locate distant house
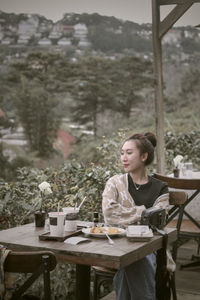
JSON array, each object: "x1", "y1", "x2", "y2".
[
  {"x1": 74, "y1": 23, "x2": 88, "y2": 39},
  {"x1": 163, "y1": 29, "x2": 182, "y2": 44},
  {"x1": 17, "y1": 34, "x2": 30, "y2": 44},
  {"x1": 62, "y1": 25, "x2": 74, "y2": 35},
  {"x1": 1, "y1": 38, "x2": 11, "y2": 45},
  {"x1": 184, "y1": 30, "x2": 194, "y2": 39},
  {"x1": 18, "y1": 16, "x2": 39, "y2": 35},
  {"x1": 57, "y1": 37, "x2": 72, "y2": 46},
  {"x1": 78, "y1": 38, "x2": 91, "y2": 48},
  {"x1": 74, "y1": 23, "x2": 91, "y2": 48},
  {"x1": 38, "y1": 38, "x2": 52, "y2": 46},
  {"x1": 49, "y1": 23, "x2": 62, "y2": 39},
  {"x1": 54, "y1": 129, "x2": 76, "y2": 158}
]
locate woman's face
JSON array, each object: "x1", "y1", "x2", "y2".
[{"x1": 120, "y1": 140, "x2": 147, "y2": 173}]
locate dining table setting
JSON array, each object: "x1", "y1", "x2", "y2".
[{"x1": 0, "y1": 205, "x2": 177, "y2": 300}]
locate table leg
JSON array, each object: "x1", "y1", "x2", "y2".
[{"x1": 76, "y1": 264, "x2": 91, "y2": 300}]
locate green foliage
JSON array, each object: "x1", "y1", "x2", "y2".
[
  {"x1": 70, "y1": 55, "x2": 153, "y2": 136},
  {"x1": 69, "y1": 56, "x2": 116, "y2": 136},
  {"x1": 181, "y1": 37, "x2": 200, "y2": 54},
  {"x1": 0, "y1": 143, "x2": 9, "y2": 180},
  {"x1": 16, "y1": 79, "x2": 60, "y2": 156},
  {"x1": 180, "y1": 67, "x2": 200, "y2": 104},
  {"x1": 88, "y1": 24, "x2": 152, "y2": 53},
  {"x1": 5, "y1": 52, "x2": 71, "y2": 156},
  {"x1": 0, "y1": 163, "x2": 118, "y2": 299},
  {"x1": 111, "y1": 56, "x2": 153, "y2": 118},
  {"x1": 165, "y1": 130, "x2": 200, "y2": 171}
]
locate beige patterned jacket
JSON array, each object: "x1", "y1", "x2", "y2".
[{"x1": 102, "y1": 174, "x2": 169, "y2": 226}]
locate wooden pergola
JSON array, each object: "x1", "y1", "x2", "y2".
[{"x1": 152, "y1": 0, "x2": 200, "y2": 173}]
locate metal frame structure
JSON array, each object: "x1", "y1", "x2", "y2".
[{"x1": 152, "y1": 0, "x2": 200, "y2": 172}]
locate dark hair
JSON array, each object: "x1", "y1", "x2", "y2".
[{"x1": 125, "y1": 132, "x2": 157, "y2": 165}]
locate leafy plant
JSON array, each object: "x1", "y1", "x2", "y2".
[{"x1": 165, "y1": 130, "x2": 200, "y2": 171}]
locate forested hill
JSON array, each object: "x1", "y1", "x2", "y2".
[{"x1": 0, "y1": 10, "x2": 199, "y2": 54}]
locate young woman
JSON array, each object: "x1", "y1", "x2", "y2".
[{"x1": 102, "y1": 132, "x2": 169, "y2": 300}]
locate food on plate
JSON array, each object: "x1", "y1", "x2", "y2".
[
  {"x1": 107, "y1": 227, "x2": 120, "y2": 234},
  {"x1": 90, "y1": 227, "x2": 106, "y2": 234},
  {"x1": 90, "y1": 227, "x2": 120, "y2": 234}
]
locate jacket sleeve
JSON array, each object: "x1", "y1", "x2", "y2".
[
  {"x1": 102, "y1": 177, "x2": 146, "y2": 226},
  {"x1": 153, "y1": 192, "x2": 170, "y2": 211}
]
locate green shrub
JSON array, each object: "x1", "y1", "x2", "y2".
[{"x1": 165, "y1": 130, "x2": 200, "y2": 171}]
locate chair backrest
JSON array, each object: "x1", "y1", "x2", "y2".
[
  {"x1": 3, "y1": 250, "x2": 57, "y2": 300},
  {"x1": 4, "y1": 250, "x2": 57, "y2": 273},
  {"x1": 169, "y1": 190, "x2": 188, "y2": 206},
  {"x1": 167, "y1": 190, "x2": 188, "y2": 226},
  {"x1": 153, "y1": 173, "x2": 200, "y2": 190}
]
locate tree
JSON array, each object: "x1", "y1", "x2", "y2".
[
  {"x1": 16, "y1": 79, "x2": 60, "y2": 156},
  {"x1": 5, "y1": 52, "x2": 72, "y2": 156},
  {"x1": 180, "y1": 68, "x2": 200, "y2": 104},
  {"x1": 69, "y1": 55, "x2": 153, "y2": 136},
  {"x1": 70, "y1": 56, "x2": 116, "y2": 137},
  {"x1": 111, "y1": 56, "x2": 154, "y2": 118}
]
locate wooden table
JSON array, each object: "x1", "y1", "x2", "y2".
[{"x1": 0, "y1": 223, "x2": 177, "y2": 300}]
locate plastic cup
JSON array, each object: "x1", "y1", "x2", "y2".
[
  {"x1": 185, "y1": 162, "x2": 193, "y2": 178},
  {"x1": 48, "y1": 212, "x2": 66, "y2": 236},
  {"x1": 65, "y1": 220, "x2": 77, "y2": 231},
  {"x1": 62, "y1": 207, "x2": 79, "y2": 232}
]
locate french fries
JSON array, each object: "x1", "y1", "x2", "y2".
[{"x1": 90, "y1": 227, "x2": 120, "y2": 234}]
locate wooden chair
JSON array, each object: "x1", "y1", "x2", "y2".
[
  {"x1": 4, "y1": 250, "x2": 57, "y2": 300},
  {"x1": 153, "y1": 173, "x2": 200, "y2": 268},
  {"x1": 92, "y1": 266, "x2": 116, "y2": 300}
]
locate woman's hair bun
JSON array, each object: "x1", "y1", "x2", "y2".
[{"x1": 144, "y1": 132, "x2": 157, "y2": 148}]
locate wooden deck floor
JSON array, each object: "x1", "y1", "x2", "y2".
[
  {"x1": 175, "y1": 240, "x2": 200, "y2": 299},
  {"x1": 102, "y1": 240, "x2": 200, "y2": 300}
]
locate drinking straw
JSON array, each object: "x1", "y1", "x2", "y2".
[
  {"x1": 78, "y1": 197, "x2": 86, "y2": 210},
  {"x1": 57, "y1": 202, "x2": 60, "y2": 214},
  {"x1": 74, "y1": 202, "x2": 77, "y2": 210}
]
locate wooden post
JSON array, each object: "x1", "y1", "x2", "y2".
[
  {"x1": 152, "y1": 0, "x2": 165, "y2": 173},
  {"x1": 151, "y1": 0, "x2": 195, "y2": 173}
]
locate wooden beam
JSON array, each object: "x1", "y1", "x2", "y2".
[
  {"x1": 159, "y1": 3, "x2": 193, "y2": 38},
  {"x1": 159, "y1": 0, "x2": 200, "y2": 5},
  {"x1": 152, "y1": 0, "x2": 165, "y2": 173}
]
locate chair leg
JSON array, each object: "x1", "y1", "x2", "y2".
[
  {"x1": 42, "y1": 255, "x2": 51, "y2": 300},
  {"x1": 172, "y1": 242, "x2": 178, "y2": 262},
  {"x1": 180, "y1": 259, "x2": 200, "y2": 270},
  {"x1": 171, "y1": 272, "x2": 177, "y2": 300},
  {"x1": 92, "y1": 270, "x2": 114, "y2": 300},
  {"x1": 93, "y1": 271, "x2": 98, "y2": 300}
]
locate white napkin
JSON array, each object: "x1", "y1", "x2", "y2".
[{"x1": 64, "y1": 236, "x2": 91, "y2": 245}]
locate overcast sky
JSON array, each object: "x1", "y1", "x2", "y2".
[{"x1": 1, "y1": 0, "x2": 200, "y2": 26}]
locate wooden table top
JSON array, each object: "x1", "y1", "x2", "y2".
[{"x1": 0, "y1": 223, "x2": 177, "y2": 269}]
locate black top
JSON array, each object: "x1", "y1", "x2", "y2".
[{"x1": 128, "y1": 174, "x2": 168, "y2": 208}]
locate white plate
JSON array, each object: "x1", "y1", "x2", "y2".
[{"x1": 82, "y1": 227, "x2": 126, "y2": 238}]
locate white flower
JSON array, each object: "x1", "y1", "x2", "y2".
[
  {"x1": 173, "y1": 155, "x2": 183, "y2": 168},
  {"x1": 38, "y1": 181, "x2": 53, "y2": 195}
]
